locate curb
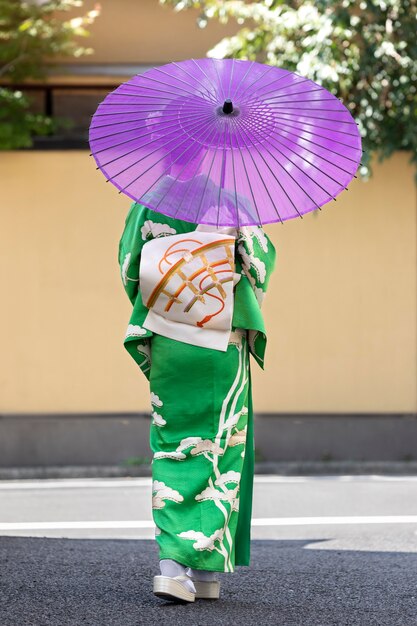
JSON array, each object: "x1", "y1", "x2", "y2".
[{"x1": 2, "y1": 461, "x2": 417, "y2": 480}]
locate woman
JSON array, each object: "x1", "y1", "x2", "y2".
[{"x1": 118, "y1": 201, "x2": 276, "y2": 602}]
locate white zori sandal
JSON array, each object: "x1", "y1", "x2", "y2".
[
  {"x1": 185, "y1": 568, "x2": 220, "y2": 599},
  {"x1": 191, "y1": 579, "x2": 221, "y2": 600},
  {"x1": 153, "y1": 574, "x2": 196, "y2": 603}
]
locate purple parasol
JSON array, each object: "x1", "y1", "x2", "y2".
[{"x1": 89, "y1": 58, "x2": 362, "y2": 227}]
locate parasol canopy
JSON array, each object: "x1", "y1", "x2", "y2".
[{"x1": 89, "y1": 57, "x2": 362, "y2": 227}]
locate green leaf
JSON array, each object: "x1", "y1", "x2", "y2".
[{"x1": 18, "y1": 19, "x2": 32, "y2": 32}]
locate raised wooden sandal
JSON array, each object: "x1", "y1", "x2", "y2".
[
  {"x1": 193, "y1": 579, "x2": 221, "y2": 599},
  {"x1": 153, "y1": 574, "x2": 196, "y2": 602}
]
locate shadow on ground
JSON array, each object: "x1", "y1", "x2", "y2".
[{"x1": 0, "y1": 537, "x2": 415, "y2": 625}]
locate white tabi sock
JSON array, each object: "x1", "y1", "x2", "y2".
[
  {"x1": 186, "y1": 567, "x2": 218, "y2": 582},
  {"x1": 159, "y1": 559, "x2": 196, "y2": 593}
]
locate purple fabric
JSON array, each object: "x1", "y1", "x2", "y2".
[{"x1": 89, "y1": 58, "x2": 362, "y2": 226}]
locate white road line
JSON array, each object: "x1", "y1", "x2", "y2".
[
  {"x1": 0, "y1": 521, "x2": 155, "y2": 530},
  {"x1": 251, "y1": 515, "x2": 417, "y2": 526},
  {"x1": 1, "y1": 475, "x2": 417, "y2": 490},
  {"x1": 0, "y1": 479, "x2": 152, "y2": 490},
  {"x1": 254, "y1": 475, "x2": 417, "y2": 483},
  {"x1": 1, "y1": 515, "x2": 417, "y2": 531}
]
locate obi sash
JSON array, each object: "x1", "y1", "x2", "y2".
[{"x1": 139, "y1": 231, "x2": 236, "y2": 351}]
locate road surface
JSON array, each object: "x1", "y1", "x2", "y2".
[{"x1": 0, "y1": 475, "x2": 416, "y2": 625}]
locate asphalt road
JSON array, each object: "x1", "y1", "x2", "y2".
[{"x1": 0, "y1": 475, "x2": 416, "y2": 625}]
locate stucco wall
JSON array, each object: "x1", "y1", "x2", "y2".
[
  {"x1": 58, "y1": 0, "x2": 240, "y2": 65},
  {"x1": 1, "y1": 151, "x2": 415, "y2": 414}
]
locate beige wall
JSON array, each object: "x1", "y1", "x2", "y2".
[
  {"x1": 1, "y1": 151, "x2": 415, "y2": 414},
  {"x1": 58, "y1": 0, "x2": 240, "y2": 65}
]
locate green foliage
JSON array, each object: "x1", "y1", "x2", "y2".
[
  {"x1": 0, "y1": 0, "x2": 100, "y2": 149},
  {"x1": 161, "y1": 0, "x2": 417, "y2": 181},
  {"x1": 0, "y1": 87, "x2": 55, "y2": 148}
]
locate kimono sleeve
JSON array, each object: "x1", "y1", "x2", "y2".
[
  {"x1": 236, "y1": 226, "x2": 276, "y2": 307},
  {"x1": 118, "y1": 202, "x2": 145, "y2": 305},
  {"x1": 234, "y1": 226, "x2": 277, "y2": 369},
  {"x1": 117, "y1": 202, "x2": 184, "y2": 380},
  {"x1": 118, "y1": 202, "x2": 154, "y2": 379}
]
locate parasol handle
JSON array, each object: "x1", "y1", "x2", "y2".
[{"x1": 222, "y1": 99, "x2": 234, "y2": 114}]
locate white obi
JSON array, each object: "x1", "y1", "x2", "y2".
[{"x1": 139, "y1": 230, "x2": 236, "y2": 351}]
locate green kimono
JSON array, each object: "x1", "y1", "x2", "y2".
[{"x1": 118, "y1": 202, "x2": 276, "y2": 572}]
